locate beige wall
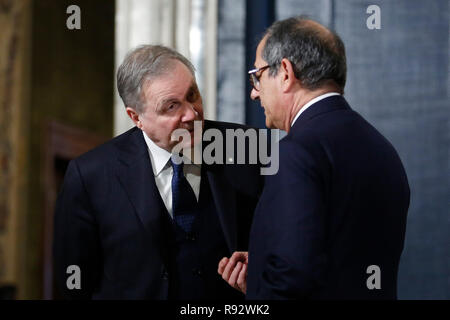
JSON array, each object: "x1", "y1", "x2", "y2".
[
  {"x1": 0, "y1": 0, "x2": 32, "y2": 299},
  {"x1": 0, "y1": 0, "x2": 115, "y2": 299}
]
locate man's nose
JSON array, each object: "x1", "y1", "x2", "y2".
[
  {"x1": 181, "y1": 103, "x2": 198, "y2": 122},
  {"x1": 250, "y1": 88, "x2": 260, "y2": 101}
]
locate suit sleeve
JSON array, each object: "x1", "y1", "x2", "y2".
[
  {"x1": 53, "y1": 160, "x2": 102, "y2": 299},
  {"x1": 249, "y1": 140, "x2": 329, "y2": 299}
]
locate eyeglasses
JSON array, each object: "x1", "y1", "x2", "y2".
[{"x1": 248, "y1": 65, "x2": 270, "y2": 91}]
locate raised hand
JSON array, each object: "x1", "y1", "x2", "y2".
[{"x1": 218, "y1": 251, "x2": 248, "y2": 294}]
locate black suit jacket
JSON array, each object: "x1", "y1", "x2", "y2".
[
  {"x1": 247, "y1": 95, "x2": 410, "y2": 300},
  {"x1": 53, "y1": 120, "x2": 263, "y2": 299}
]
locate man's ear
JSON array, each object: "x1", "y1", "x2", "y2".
[
  {"x1": 280, "y1": 58, "x2": 297, "y2": 92},
  {"x1": 126, "y1": 107, "x2": 141, "y2": 128}
]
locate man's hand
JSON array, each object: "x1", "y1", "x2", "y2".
[{"x1": 218, "y1": 251, "x2": 248, "y2": 294}]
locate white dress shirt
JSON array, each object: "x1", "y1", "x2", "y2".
[
  {"x1": 291, "y1": 92, "x2": 341, "y2": 127},
  {"x1": 143, "y1": 131, "x2": 201, "y2": 218}
]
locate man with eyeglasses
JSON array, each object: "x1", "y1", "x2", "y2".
[{"x1": 219, "y1": 16, "x2": 410, "y2": 300}]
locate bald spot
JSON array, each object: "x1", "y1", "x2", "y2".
[{"x1": 298, "y1": 19, "x2": 341, "y2": 55}]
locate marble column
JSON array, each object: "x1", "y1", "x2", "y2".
[
  {"x1": 217, "y1": 0, "x2": 246, "y2": 123},
  {"x1": 114, "y1": 0, "x2": 218, "y2": 136}
]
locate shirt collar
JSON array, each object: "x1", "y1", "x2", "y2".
[
  {"x1": 142, "y1": 131, "x2": 172, "y2": 176},
  {"x1": 291, "y1": 92, "x2": 341, "y2": 127},
  {"x1": 142, "y1": 131, "x2": 202, "y2": 176}
]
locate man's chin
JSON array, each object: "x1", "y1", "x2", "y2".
[{"x1": 265, "y1": 119, "x2": 274, "y2": 129}]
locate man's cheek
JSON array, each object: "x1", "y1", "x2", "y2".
[{"x1": 195, "y1": 105, "x2": 204, "y2": 118}]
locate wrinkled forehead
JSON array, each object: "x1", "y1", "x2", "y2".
[
  {"x1": 141, "y1": 62, "x2": 197, "y2": 104},
  {"x1": 143, "y1": 60, "x2": 194, "y2": 89},
  {"x1": 153, "y1": 58, "x2": 193, "y2": 80}
]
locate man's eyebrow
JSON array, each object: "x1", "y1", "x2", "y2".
[
  {"x1": 156, "y1": 81, "x2": 197, "y2": 110},
  {"x1": 156, "y1": 97, "x2": 178, "y2": 110},
  {"x1": 185, "y1": 82, "x2": 198, "y2": 97},
  {"x1": 187, "y1": 81, "x2": 197, "y2": 92}
]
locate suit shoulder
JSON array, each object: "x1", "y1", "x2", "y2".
[{"x1": 74, "y1": 126, "x2": 139, "y2": 168}]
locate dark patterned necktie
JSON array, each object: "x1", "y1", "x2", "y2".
[{"x1": 171, "y1": 157, "x2": 198, "y2": 232}]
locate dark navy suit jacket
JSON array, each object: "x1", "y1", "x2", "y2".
[
  {"x1": 53, "y1": 120, "x2": 263, "y2": 299},
  {"x1": 247, "y1": 95, "x2": 410, "y2": 300}
]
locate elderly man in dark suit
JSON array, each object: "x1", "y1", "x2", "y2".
[
  {"x1": 53, "y1": 45, "x2": 263, "y2": 299},
  {"x1": 219, "y1": 16, "x2": 410, "y2": 300}
]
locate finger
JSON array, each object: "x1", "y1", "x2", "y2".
[
  {"x1": 228, "y1": 262, "x2": 243, "y2": 288},
  {"x1": 243, "y1": 252, "x2": 249, "y2": 264},
  {"x1": 222, "y1": 256, "x2": 238, "y2": 282},
  {"x1": 218, "y1": 257, "x2": 228, "y2": 275},
  {"x1": 231, "y1": 251, "x2": 249, "y2": 265},
  {"x1": 237, "y1": 263, "x2": 247, "y2": 293},
  {"x1": 240, "y1": 251, "x2": 248, "y2": 264},
  {"x1": 230, "y1": 251, "x2": 245, "y2": 264}
]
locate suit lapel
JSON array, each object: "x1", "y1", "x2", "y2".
[
  {"x1": 202, "y1": 120, "x2": 239, "y2": 252},
  {"x1": 204, "y1": 163, "x2": 237, "y2": 253},
  {"x1": 114, "y1": 128, "x2": 171, "y2": 262}
]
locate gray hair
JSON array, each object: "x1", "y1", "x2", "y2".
[
  {"x1": 117, "y1": 45, "x2": 195, "y2": 112},
  {"x1": 262, "y1": 16, "x2": 347, "y2": 93}
]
